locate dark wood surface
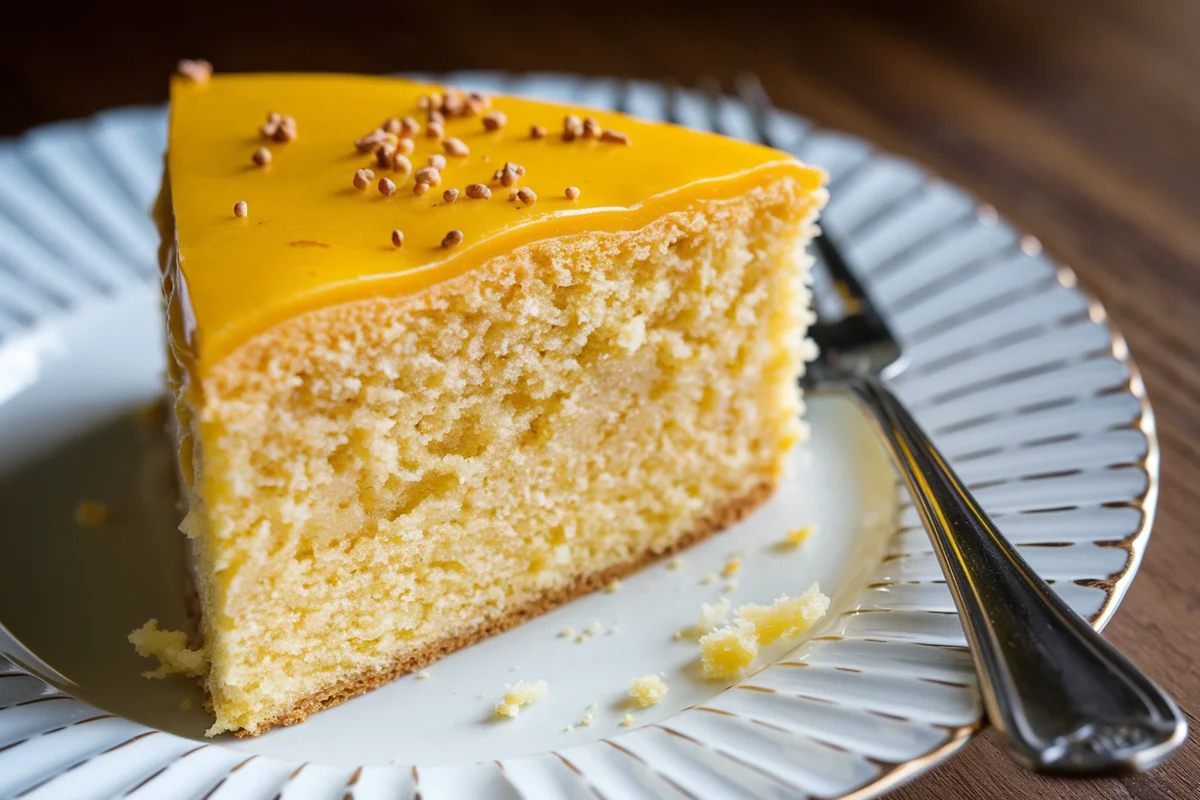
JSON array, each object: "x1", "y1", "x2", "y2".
[{"x1": 2, "y1": 1, "x2": 1197, "y2": 797}]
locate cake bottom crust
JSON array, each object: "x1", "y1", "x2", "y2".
[{"x1": 235, "y1": 477, "x2": 776, "y2": 737}]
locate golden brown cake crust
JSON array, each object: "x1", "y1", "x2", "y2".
[{"x1": 234, "y1": 478, "x2": 775, "y2": 737}]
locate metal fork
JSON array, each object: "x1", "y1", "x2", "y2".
[{"x1": 669, "y1": 74, "x2": 1187, "y2": 775}]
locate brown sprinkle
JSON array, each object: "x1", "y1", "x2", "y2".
[
  {"x1": 413, "y1": 182, "x2": 430, "y2": 196},
  {"x1": 400, "y1": 116, "x2": 421, "y2": 137},
  {"x1": 565, "y1": 186, "x2": 580, "y2": 200},
  {"x1": 443, "y1": 188, "x2": 460, "y2": 203},
  {"x1": 509, "y1": 190, "x2": 518, "y2": 201},
  {"x1": 396, "y1": 137, "x2": 415, "y2": 156},
  {"x1": 414, "y1": 166, "x2": 442, "y2": 186},
  {"x1": 383, "y1": 117, "x2": 402, "y2": 135},
  {"x1": 376, "y1": 144, "x2": 396, "y2": 169},
  {"x1": 517, "y1": 187, "x2": 537, "y2": 206},
  {"x1": 251, "y1": 147, "x2": 272, "y2": 167},
  {"x1": 426, "y1": 121, "x2": 445, "y2": 140},
  {"x1": 442, "y1": 90, "x2": 465, "y2": 117},
  {"x1": 442, "y1": 229, "x2": 464, "y2": 248},
  {"x1": 418, "y1": 94, "x2": 436, "y2": 111},
  {"x1": 466, "y1": 92, "x2": 491, "y2": 115},
  {"x1": 443, "y1": 137, "x2": 470, "y2": 157},
  {"x1": 355, "y1": 128, "x2": 388, "y2": 154},
  {"x1": 392, "y1": 154, "x2": 413, "y2": 175},
  {"x1": 530, "y1": 124, "x2": 547, "y2": 139},
  {"x1": 233, "y1": 200, "x2": 248, "y2": 218},
  {"x1": 482, "y1": 111, "x2": 507, "y2": 132},
  {"x1": 177, "y1": 59, "x2": 213, "y2": 84},
  {"x1": 378, "y1": 177, "x2": 397, "y2": 197},
  {"x1": 600, "y1": 129, "x2": 631, "y2": 145},
  {"x1": 353, "y1": 168, "x2": 375, "y2": 190},
  {"x1": 391, "y1": 229, "x2": 405, "y2": 248},
  {"x1": 428, "y1": 154, "x2": 447, "y2": 171},
  {"x1": 582, "y1": 118, "x2": 602, "y2": 139},
  {"x1": 465, "y1": 183, "x2": 491, "y2": 199},
  {"x1": 427, "y1": 109, "x2": 445, "y2": 126},
  {"x1": 272, "y1": 115, "x2": 298, "y2": 143},
  {"x1": 563, "y1": 114, "x2": 583, "y2": 142}
]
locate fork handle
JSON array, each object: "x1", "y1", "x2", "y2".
[{"x1": 845, "y1": 373, "x2": 1186, "y2": 775}]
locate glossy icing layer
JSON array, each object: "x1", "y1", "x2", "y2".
[{"x1": 165, "y1": 74, "x2": 823, "y2": 374}]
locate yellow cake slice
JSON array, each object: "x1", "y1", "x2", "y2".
[{"x1": 153, "y1": 73, "x2": 825, "y2": 736}]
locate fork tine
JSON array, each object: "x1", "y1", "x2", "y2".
[
  {"x1": 665, "y1": 79, "x2": 685, "y2": 126},
  {"x1": 734, "y1": 72, "x2": 777, "y2": 148},
  {"x1": 613, "y1": 78, "x2": 633, "y2": 115}
]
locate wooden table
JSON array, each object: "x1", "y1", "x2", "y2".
[{"x1": 2, "y1": 1, "x2": 1196, "y2": 796}]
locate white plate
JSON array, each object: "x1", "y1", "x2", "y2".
[{"x1": 0, "y1": 73, "x2": 1157, "y2": 799}]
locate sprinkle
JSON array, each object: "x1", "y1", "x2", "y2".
[
  {"x1": 482, "y1": 110, "x2": 507, "y2": 131},
  {"x1": 517, "y1": 187, "x2": 537, "y2": 206},
  {"x1": 414, "y1": 166, "x2": 442, "y2": 186},
  {"x1": 465, "y1": 183, "x2": 491, "y2": 199},
  {"x1": 392, "y1": 154, "x2": 413, "y2": 176},
  {"x1": 272, "y1": 115, "x2": 298, "y2": 143},
  {"x1": 442, "y1": 229, "x2": 464, "y2": 248},
  {"x1": 378, "y1": 177, "x2": 397, "y2": 197},
  {"x1": 443, "y1": 188, "x2": 459, "y2": 203},
  {"x1": 443, "y1": 137, "x2": 470, "y2": 157},
  {"x1": 466, "y1": 92, "x2": 491, "y2": 115},
  {"x1": 582, "y1": 117, "x2": 602, "y2": 139},
  {"x1": 176, "y1": 58, "x2": 213, "y2": 83},
  {"x1": 415, "y1": 670, "x2": 431, "y2": 680},
  {"x1": 426, "y1": 121, "x2": 444, "y2": 139},
  {"x1": 251, "y1": 147, "x2": 271, "y2": 167},
  {"x1": 353, "y1": 168, "x2": 375, "y2": 190},
  {"x1": 233, "y1": 201, "x2": 248, "y2": 218},
  {"x1": 563, "y1": 114, "x2": 583, "y2": 142},
  {"x1": 785, "y1": 525, "x2": 815, "y2": 546},
  {"x1": 413, "y1": 182, "x2": 430, "y2": 196},
  {"x1": 622, "y1": 713, "x2": 635, "y2": 727},
  {"x1": 376, "y1": 145, "x2": 396, "y2": 169},
  {"x1": 559, "y1": 626, "x2": 575, "y2": 638},
  {"x1": 530, "y1": 124, "x2": 547, "y2": 139},
  {"x1": 601, "y1": 129, "x2": 631, "y2": 145},
  {"x1": 700, "y1": 573, "x2": 718, "y2": 585},
  {"x1": 396, "y1": 137, "x2": 415, "y2": 156},
  {"x1": 355, "y1": 128, "x2": 389, "y2": 154},
  {"x1": 74, "y1": 500, "x2": 112, "y2": 527},
  {"x1": 565, "y1": 186, "x2": 580, "y2": 200},
  {"x1": 723, "y1": 557, "x2": 742, "y2": 577},
  {"x1": 605, "y1": 580, "x2": 622, "y2": 594},
  {"x1": 400, "y1": 116, "x2": 421, "y2": 137},
  {"x1": 427, "y1": 154, "x2": 447, "y2": 171},
  {"x1": 383, "y1": 117, "x2": 402, "y2": 135},
  {"x1": 391, "y1": 229, "x2": 404, "y2": 248},
  {"x1": 667, "y1": 557, "x2": 683, "y2": 570}
]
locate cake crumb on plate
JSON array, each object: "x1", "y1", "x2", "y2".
[
  {"x1": 493, "y1": 679, "x2": 548, "y2": 718},
  {"x1": 628, "y1": 674, "x2": 669, "y2": 707},
  {"x1": 128, "y1": 619, "x2": 208, "y2": 679}
]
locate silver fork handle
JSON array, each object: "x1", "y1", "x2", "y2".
[{"x1": 844, "y1": 373, "x2": 1187, "y2": 775}]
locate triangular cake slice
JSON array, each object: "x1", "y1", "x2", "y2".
[{"x1": 153, "y1": 73, "x2": 826, "y2": 736}]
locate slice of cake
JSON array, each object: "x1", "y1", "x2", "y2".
[{"x1": 152, "y1": 72, "x2": 825, "y2": 736}]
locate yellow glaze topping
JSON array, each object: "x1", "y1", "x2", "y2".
[{"x1": 165, "y1": 74, "x2": 823, "y2": 374}]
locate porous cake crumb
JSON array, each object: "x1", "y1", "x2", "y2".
[
  {"x1": 736, "y1": 585, "x2": 830, "y2": 644},
  {"x1": 699, "y1": 584, "x2": 830, "y2": 678},
  {"x1": 494, "y1": 679, "x2": 548, "y2": 718},
  {"x1": 628, "y1": 674, "x2": 669, "y2": 707},
  {"x1": 74, "y1": 500, "x2": 112, "y2": 527},
  {"x1": 699, "y1": 620, "x2": 758, "y2": 679},
  {"x1": 128, "y1": 619, "x2": 208, "y2": 679},
  {"x1": 577, "y1": 710, "x2": 596, "y2": 727}
]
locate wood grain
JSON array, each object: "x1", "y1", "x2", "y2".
[{"x1": 0, "y1": 1, "x2": 1196, "y2": 797}]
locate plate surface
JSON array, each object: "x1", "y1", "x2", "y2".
[{"x1": 0, "y1": 73, "x2": 1156, "y2": 799}]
